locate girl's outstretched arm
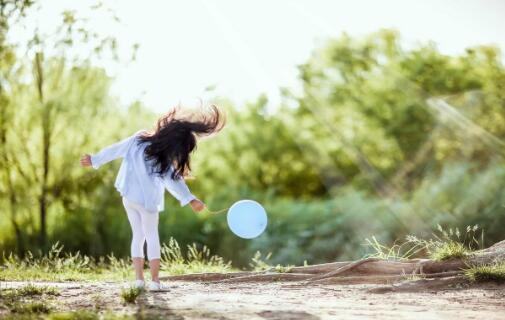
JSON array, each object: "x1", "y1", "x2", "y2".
[
  {"x1": 80, "y1": 132, "x2": 138, "y2": 169},
  {"x1": 162, "y1": 175, "x2": 205, "y2": 212}
]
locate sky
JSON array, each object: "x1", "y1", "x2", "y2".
[{"x1": 9, "y1": 0, "x2": 505, "y2": 111}]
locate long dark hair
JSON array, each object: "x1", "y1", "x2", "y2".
[{"x1": 137, "y1": 104, "x2": 225, "y2": 180}]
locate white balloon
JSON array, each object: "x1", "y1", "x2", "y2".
[{"x1": 227, "y1": 200, "x2": 268, "y2": 239}]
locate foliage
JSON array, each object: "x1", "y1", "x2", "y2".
[
  {"x1": 0, "y1": 239, "x2": 234, "y2": 281},
  {"x1": 364, "y1": 236, "x2": 426, "y2": 260},
  {"x1": 120, "y1": 287, "x2": 142, "y2": 304},
  {"x1": 465, "y1": 262, "x2": 505, "y2": 283},
  {"x1": 365, "y1": 224, "x2": 484, "y2": 262},
  {"x1": 10, "y1": 284, "x2": 59, "y2": 297},
  {"x1": 160, "y1": 237, "x2": 234, "y2": 274},
  {"x1": 9, "y1": 301, "x2": 51, "y2": 315}
]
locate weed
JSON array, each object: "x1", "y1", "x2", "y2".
[
  {"x1": 430, "y1": 241, "x2": 470, "y2": 261},
  {"x1": 1, "y1": 238, "x2": 235, "y2": 281},
  {"x1": 120, "y1": 286, "x2": 143, "y2": 304},
  {"x1": 10, "y1": 301, "x2": 51, "y2": 314},
  {"x1": 465, "y1": 262, "x2": 505, "y2": 283},
  {"x1": 365, "y1": 225, "x2": 484, "y2": 262},
  {"x1": 16, "y1": 284, "x2": 59, "y2": 297},
  {"x1": 160, "y1": 237, "x2": 233, "y2": 275},
  {"x1": 364, "y1": 236, "x2": 426, "y2": 260},
  {"x1": 273, "y1": 264, "x2": 293, "y2": 273},
  {"x1": 249, "y1": 251, "x2": 272, "y2": 272}
]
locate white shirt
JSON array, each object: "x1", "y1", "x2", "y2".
[{"x1": 90, "y1": 130, "x2": 196, "y2": 213}]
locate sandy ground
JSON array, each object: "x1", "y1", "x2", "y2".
[{"x1": 2, "y1": 280, "x2": 505, "y2": 319}]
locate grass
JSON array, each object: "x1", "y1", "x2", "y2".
[
  {"x1": 120, "y1": 286, "x2": 143, "y2": 304},
  {"x1": 365, "y1": 224, "x2": 483, "y2": 262},
  {"x1": 0, "y1": 284, "x2": 60, "y2": 315},
  {"x1": 9, "y1": 301, "x2": 52, "y2": 314},
  {"x1": 249, "y1": 251, "x2": 272, "y2": 272},
  {"x1": 248, "y1": 251, "x2": 293, "y2": 273},
  {"x1": 0, "y1": 238, "x2": 239, "y2": 318},
  {"x1": 15, "y1": 284, "x2": 60, "y2": 297},
  {"x1": 430, "y1": 241, "x2": 471, "y2": 261},
  {"x1": 160, "y1": 238, "x2": 235, "y2": 275},
  {"x1": 465, "y1": 262, "x2": 505, "y2": 283},
  {"x1": 46, "y1": 311, "x2": 101, "y2": 320},
  {"x1": 0, "y1": 243, "x2": 133, "y2": 282},
  {"x1": 1, "y1": 284, "x2": 59, "y2": 301},
  {"x1": 1, "y1": 238, "x2": 236, "y2": 282},
  {"x1": 364, "y1": 236, "x2": 426, "y2": 260},
  {"x1": 273, "y1": 264, "x2": 294, "y2": 273}
]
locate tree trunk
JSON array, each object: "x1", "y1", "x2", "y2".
[{"x1": 35, "y1": 51, "x2": 49, "y2": 251}]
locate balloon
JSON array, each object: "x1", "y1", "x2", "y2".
[{"x1": 227, "y1": 200, "x2": 267, "y2": 239}]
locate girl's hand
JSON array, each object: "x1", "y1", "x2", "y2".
[
  {"x1": 190, "y1": 199, "x2": 205, "y2": 213},
  {"x1": 80, "y1": 154, "x2": 92, "y2": 167}
]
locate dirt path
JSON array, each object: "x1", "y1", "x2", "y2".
[{"x1": 2, "y1": 280, "x2": 505, "y2": 319}]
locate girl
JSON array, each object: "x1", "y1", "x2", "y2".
[{"x1": 80, "y1": 105, "x2": 225, "y2": 291}]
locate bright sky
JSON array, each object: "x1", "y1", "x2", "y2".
[{"x1": 10, "y1": 0, "x2": 505, "y2": 111}]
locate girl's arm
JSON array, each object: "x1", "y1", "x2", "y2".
[
  {"x1": 162, "y1": 175, "x2": 205, "y2": 212},
  {"x1": 81, "y1": 132, "x2": 138, "y2": 169}
]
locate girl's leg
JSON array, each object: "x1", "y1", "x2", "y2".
[
  {"x1": 149, "y1": 259, "x2": 160, "y2": 283},
  {"x1": 139, "y1": 209, "x2": 161, "y2": 283},
  {"x1": 132, "y1": 257, "x2": 145, "y2": 281},
  {"x1": 122, "y1": 198, "x2": 146, "y2": 281}
]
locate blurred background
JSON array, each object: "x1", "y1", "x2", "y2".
[{"x1": 1, "y1": 0, "x2": 504, "y2": 267}]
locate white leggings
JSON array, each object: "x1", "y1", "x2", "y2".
[{"x1": 122, "y1": 197, "x2": 161, "y2": 260}]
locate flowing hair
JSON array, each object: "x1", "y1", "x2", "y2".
[{"x1": 137, "y1": 104, "x2": 225, "y2": 180}]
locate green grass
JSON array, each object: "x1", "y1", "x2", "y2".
[
  {"x1": 365, "y1": 224, "x2": 483, "y2": 262},
  {"x1": 46, "y1": 311, "x2": 101, "y2": 320},
  {"x1": 14, "y1": 284, "x2": 60, "y2": 297},
  {"x1": 0, "y1": 284, "x2": 60, "y2": 317},
  {"x1": 9, "y1": 301, "x2": 52, "y2": 314},
  {"x1": 430, "y1": 241, "x2": 471, "y2": 261},
  {"x1": 364, "y1": 236, "x2": 427, "y2": 260},
  {"x1": 0, "y1": 243, "x2": 133, "y2": 282},
  {"x1": 159, "y1": 237, "x2": 235, "y2": 275},
  {"x1": 465, "y1": 262, "x2": 505, "y2": 283},
  {"x1": 1, "y1": 238, "x2": 236, "y2": 282},
  {"x1": 120, "y1": 286, "x2": 143, "y2": 304}
]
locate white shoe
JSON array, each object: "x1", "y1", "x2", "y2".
[
  {"x1": 149, "y1": 281, "x2": 169, "y2": 292},
  {"x1": 131, "y1": 279, "x2": 145, "y2": 290}
]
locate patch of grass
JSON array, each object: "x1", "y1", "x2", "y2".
[
  {"x1": 9, "y1": 301, "x2": 51, "y2": 314},
  {"x1": 248, "y1": 251, "x2": 292, "y2": 273},
  {"x1": 430, "y1": 241, "x2": 470, "y2": 261},
  {"x1": 15, "y1": 284, "x2": 59, "y2": 297},
  {"x1": 273, "y1": 264, "x2": 294, "y2": 273},
  {"x1": 364, "y1": 236, "x2": 426, "y2": 260},
  {"x1": 400, "y1": 269, "x2": 426, "y2": 281},
  {"x1": 160, "y1": 237, "x2": 235, "y2": 275},
  {"x1": 0, "y1": 243, "x2": 133, "y2": 282},
  {"x1": 465, "y1": 262, "x2": 505, "y2": 283},
  {"x1": 249, "y1": 251, "x2": 272, "y2": 272},
  {"x1": 365, "y1": 224, "x2": 483, "y2": 262},
  {"x1": 47, "y1": 310, "x2": 100, "y2": 320},
  {"x1": 1, "y1": 238, "x2": 237, "y2": 282},
  {"x1": 120, "y1": 286, "x2": 143, "y2": 304}
]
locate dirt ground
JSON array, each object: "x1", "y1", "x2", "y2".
[{"x1": 2, "y1": 280, "x2": 505, "y2": 320}]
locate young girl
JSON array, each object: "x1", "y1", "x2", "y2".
[{"x1": 80, "y1": 105, "x2": 225, "y2": 291}]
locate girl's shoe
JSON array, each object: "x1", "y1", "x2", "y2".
[
  {"x1": 132, "y1": 279, "x2": 145, "y2": 289},
  {"x1": 148, "y1": 281, "x2": 169, "y2": 292}
]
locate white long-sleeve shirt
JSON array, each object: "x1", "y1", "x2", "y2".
[{"x1": 90, "y1": 130, "x2": 196, "y2": 213}]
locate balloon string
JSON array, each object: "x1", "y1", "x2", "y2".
[{"x1": 202, "y1": 207, "x2": 229, "y2": 215}]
